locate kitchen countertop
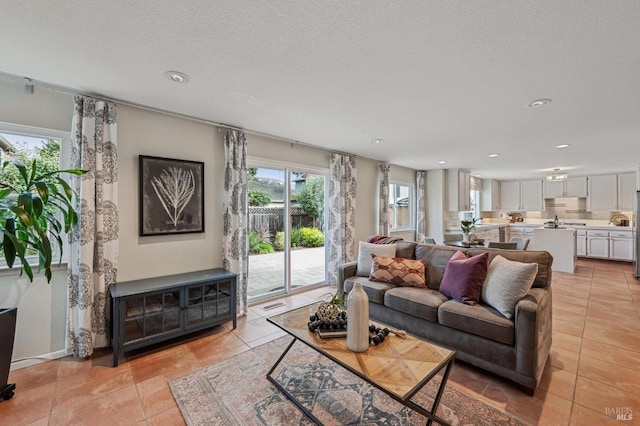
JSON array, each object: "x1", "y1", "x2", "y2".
[{"x1": 447, "y1": 223, "x2": 634, "y2": 232}]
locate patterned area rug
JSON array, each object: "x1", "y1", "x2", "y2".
[{"x1": 169, "y1": 336, "x2": 530, "y2": 425}]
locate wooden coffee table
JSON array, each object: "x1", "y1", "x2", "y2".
[{"x1": 266, "y1": 302, "x2": 455, "y2": 425}]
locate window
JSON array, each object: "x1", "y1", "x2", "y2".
[
  {"x1": 389, "y1": 182, "x2": 412, "y2": 230},
  {"x1": 0, "y1": 122, "x2": 71, "y2": 268}
]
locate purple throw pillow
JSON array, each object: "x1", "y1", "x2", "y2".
[{"x1": 439, "y1": 252, "x2": 489, "y2": 305}]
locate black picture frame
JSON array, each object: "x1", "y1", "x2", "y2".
[{"x1": 139, "y1": 155, "x2": 205, "y2": 236}]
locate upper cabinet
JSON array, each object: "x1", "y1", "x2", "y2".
[
  {"x1": 500, "y1": 180, "x2": 542, "y2": 211},
  {"x1": 447, "y1": 169, "x2": 471, "y2": 211},
  {"x1": 544, "y1": 176, "x2": 588, "y2": 198},
  {"x1": 618, "y1": 172, "x2": 637, "y2": 211},
  {"x1": 480, "y1": 179, "x2": 500, "y2": 211},
  {"x1": 588, "y1": 174, "x2": 617, "y2": 211},
  {"x1": 520, "y1": 179, "x2": 543, "y2": 211},
  {"x1": 499, "y1": 180, "x2": 520, "y2": 211}
]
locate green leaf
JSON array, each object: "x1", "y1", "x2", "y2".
[
  {"x1": 11, "y1": 160, "x2": 29, "y2": 185},
  {"x1": 10, "y1": 206, "x2": 33, "y2": 227},
  {"x1": 29, "y1": 158, "x2": 38, "y2": 184},
  {"x1": 34, "y1": 182, "x2": 49, "y2": 203},
  {"x1": 56, "y1": 177, "x2": 73, "y2": 199}
]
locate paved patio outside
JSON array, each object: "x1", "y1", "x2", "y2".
[{"x1": 248, "y1": 246, "x2": 326, "y2": 297}]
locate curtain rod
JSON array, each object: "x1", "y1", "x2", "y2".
[{"x1": 0, "y1": 71, "x2": 387, "y2": 165}]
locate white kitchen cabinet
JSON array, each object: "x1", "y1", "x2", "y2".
[
  {"x1": 447, "y1": 169, "x2": 471, "y2": 211},
  {"x1": 587, "y1": 230, "x2": 610, "y2": 259},
  {"x1": 545, "y1": 177, "x2": 588, "y2": 198},
  {"x1": 520, "y1": 180, "x2": 543, "y2": 211},
  {"x1": 618, "y1": 172, "x2": 637, "y2": 211},
  {"x1": 609, "y1": 230, "x2": 634, "y2": 261},
  {"x1": 565, "y1": 177, "x2": 588, "y2": 197},
  {"x1": 481, "y1": 179, "x2": 501, "y2": 211},
  {"x1": 499, "y1": 181, "x2": 521, "y2": 211},
  {"x1": 576, "y1": 230, "x2": 587, "y2": 257},
  {"x1": 588, "y1": 174, "x2": 617, "y2": 211}
]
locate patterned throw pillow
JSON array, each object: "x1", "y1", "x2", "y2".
[
  {"x1": 439, "y1": 250, "x2": 489, "y2": 305},
  {"x1": 355, "y1": 241, "x2": 397, "y2": 276},
  {"x1": 481, "y1": 255, "x2": 538, "y2": 319},
  {"x1": 369, "y1": 255, "x2": 427, "y2": 287}
]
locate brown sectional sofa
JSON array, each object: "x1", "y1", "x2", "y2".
[{"x1": 337, "y1": 241, "x2": 553, "y2": 393}]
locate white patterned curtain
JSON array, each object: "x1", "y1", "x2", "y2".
[
  {"x1": 222, "y1": 129, "x2": 249, "y2": 315},
  {"x1": 66, "y1": 96, "x2": 119, "y2": 357},
  {"x1": 327, "y1": 153, "x2": 357, "y2": 285},
  {"x1": 416, "y1": 170, "x2": 426, "y2": 241},
  {"x1": 378, "y1": 163, "x2": 390, "y2": 235}
]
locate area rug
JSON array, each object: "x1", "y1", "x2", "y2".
[{"x1": 169, "y1": 336, "x2": 530, "y2": 425}]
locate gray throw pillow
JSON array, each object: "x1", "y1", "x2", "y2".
[
  {"x1": 355, "y1": 241, "x2": 397, "y2": 277},
  {"x1": 481, "y1": 255, "x2": 538, "y2": 319}
]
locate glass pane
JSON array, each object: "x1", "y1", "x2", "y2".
[
  {"x1": 188, "y1": 305, "x2": 203, "y2": 325},
  {"x1": 248, "y1": 167, "x2": 285, "y2": 298},
  {"x1": 164, "y1": 291, "x2": 180, "y2": 310},
  {"x1": 218, "y1": 281, "x2": 231, "y2": 297},
  {"x1": 144, "y1": 314, "x2": 163, "y2": 336},
  {"x1": 124, "y1": 319, "x2": 143, "y2": 342},
  {"x1": 163, "y1": 309, "x2": 180, "y2": 332},
  {"x1": 125, "y1": 298, "x2": 145, "y2": 319},
  {"x1": 203, "y1": 301, "x2": 217, "y2": 320},
  {"x1": 203, "y1": 284, "x2": 217, "y2": 301},
  {"x1": 218, "y1": 300, "x2": 230, "y2": 316},
  {"x1": 146, "y1": 294, "x2": 163, "y2": 315},
  {"x1": 290, "y1": 171, "x2": 325, "y2": 288},
  {"x1": 189, "y1": 286, "x2": 203, "y2": 305}
]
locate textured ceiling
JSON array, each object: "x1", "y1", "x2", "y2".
[{"x1": 1, "y1": 1, "x2": 639, "y2": 180}]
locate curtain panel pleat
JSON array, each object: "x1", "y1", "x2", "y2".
[
  {"x1": 416, "y1": 171, "x2": 426, "y2": 242},
  {"x1": 378, "y1": 163, "x2": 390, "y2": 235},
  {"x1": 66, "y1": 95, "x2": 119, "y2": 357},
  {"x1": 222, "y1": 129, "x2": 249, "y2": 315},
  {"x1": 326, "y1": 153, "x2": 357, "y2": 285}
]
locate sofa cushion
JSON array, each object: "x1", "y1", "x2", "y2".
[
  {"x1": 467, "y1": 247, "x2": 552, "y2": 289},
  {"x1": 369, "y1": 256, "x2": 427, "y2": 288},
  {"x1": 439, "y1": 251, "x2": 489, "y2": 305},
  {"x1": 395, "y1": 241, "x2": 418, "y2": 259},
  {"x1": 481, "y1": 255, "x2": 538, "y2": 319},
  {"x1": 384, "y1": 287, "x2": 448, "y2": 323},
  {"x1": 438, "y1": 300, "x2": 515, "y2": 345},
  {"x1": 414, "y1": 244, "x2": 460, "y2": 290},
  {"x1": 355, "y1": 241, "x2": 397, "y2": 277},
  {"x1": 343, "y1": 276, "x2": 396, "y2": 305}
]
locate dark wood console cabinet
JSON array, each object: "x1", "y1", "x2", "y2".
[{"x1": 110, "y1": 268, "x2": 236, "y2": 367}]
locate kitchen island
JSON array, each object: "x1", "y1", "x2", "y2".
[{"x1": 533, "y1": 227, "x2": 577, "y2": 273}]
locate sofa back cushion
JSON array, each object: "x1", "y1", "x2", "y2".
[
  {"x1": 414, "y1": 244, "x2": 460, "y2": 290},
  {"x1": 355, "y1": 242, "x2": 397, "y2": 277},
  {"x1": 468, "y1": 248, "x2": 552, "y2": 289},
  {"x1": 395, "y1": 241, "x2": 418, "y2": 259}
]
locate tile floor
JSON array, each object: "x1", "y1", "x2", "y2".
[{"x1": 1, "y1": 258, "x2": 639, "y2": 425}]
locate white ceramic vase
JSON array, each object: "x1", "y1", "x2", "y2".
[
  {"x1": 347, "y1": 282, "x2": 369, "y2": 352},
  {"x1": 463, "y1": 232, "x2": 470, "y2": 242}
]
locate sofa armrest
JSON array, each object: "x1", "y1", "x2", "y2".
[
  {"x1": 514, "y1": 287, "x2": 552, "y2": 381},
  {"x1": 337, "y1": 261, "x2": 358, "y2": 297}
]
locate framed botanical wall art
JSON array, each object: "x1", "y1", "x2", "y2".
[{"x1": 139, "y1": 155, "x2": 204, "y2": 236}]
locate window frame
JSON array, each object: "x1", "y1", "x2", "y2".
[
  {"x1": 388, "y1": 181, "x2": 414, "y2": 231},
  {"x1": 0, "y1": 121, "x2": 72, "y2": 272}
]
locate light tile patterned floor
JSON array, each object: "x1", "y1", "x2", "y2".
[{"x1": 1, "y1": 258, "x2": 639, "y2": 425}]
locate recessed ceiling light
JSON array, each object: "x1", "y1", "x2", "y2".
[
  {"x1": 488, "y1": 153, "x2": 499, "y2": 158},
  {"x1": 371, "y1": 139, "x2": 383, "y2": 144},
  {"x1": 526, "y1": 98, "x2": 552, "y2": 108},
  {"x1": 165, "y1": 71, "x2": 190, "y2": 83},
  {"x1": 438, "y1": 160, "x2": 447, "y2": 164},
  {"x1": 554, "y1": 144, "x2": 570, "y2": 148}
]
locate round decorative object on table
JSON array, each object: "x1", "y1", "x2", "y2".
[{"x1": 347, "y1": 282, "x2": 369, "y2": 352}]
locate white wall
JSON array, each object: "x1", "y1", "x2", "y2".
[{"x1": 0, "y1": 78, "x2": 418, "y2": 365}]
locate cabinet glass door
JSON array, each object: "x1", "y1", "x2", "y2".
[
  {"x1": 122, "y1": 290, "x2": 180, "y2": 344},
  {"x1": 187, "y1": 283, "x2": 220, "y2": 327}
]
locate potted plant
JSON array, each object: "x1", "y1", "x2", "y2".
[
  {"x1": 0, "y1": 159, "x2": 85, "y2": 400},
  {"x1": 460, "y1": 217, "x2": 478, "y2": 242}
]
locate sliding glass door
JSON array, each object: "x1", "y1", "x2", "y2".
[{"x1": 247, "y1": 163, "x2": 326, "y2": 301}]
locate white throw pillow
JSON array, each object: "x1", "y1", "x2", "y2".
[
  {"x1": 481, "y1": 255, "x2": 538, "y2": 319},
  {"x1": 355, "y1": 241, "x2": 397, "y2": 277}
]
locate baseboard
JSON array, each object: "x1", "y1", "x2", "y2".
[{"x1": 10, "y1": 349, "x2": 69, "y2": 371}]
